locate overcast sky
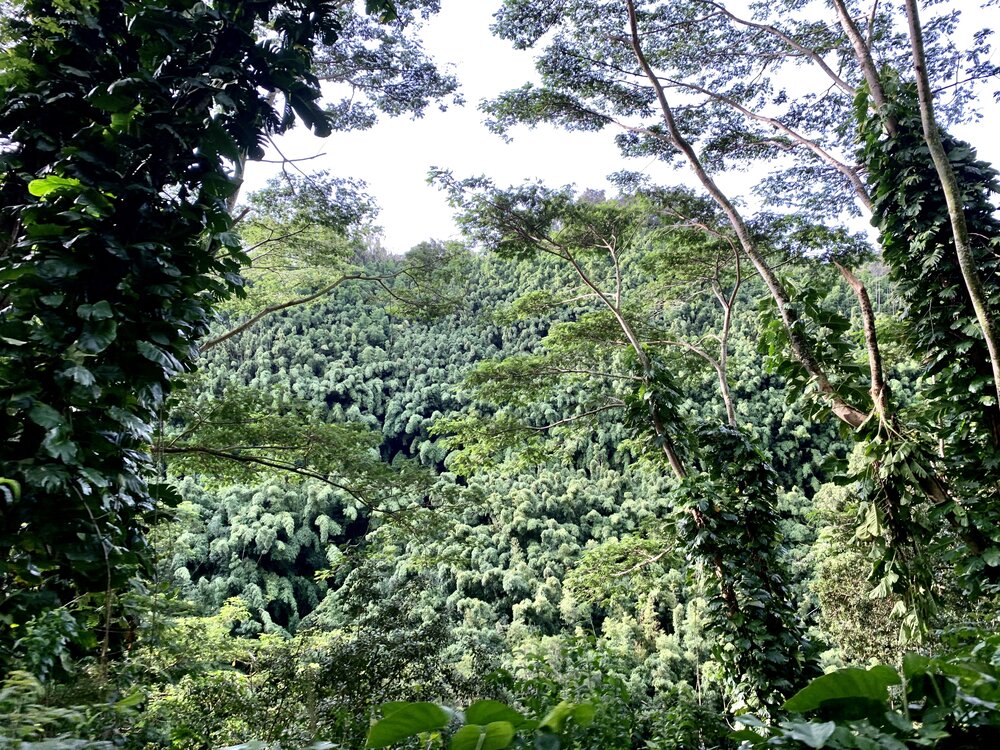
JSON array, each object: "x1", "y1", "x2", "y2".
[{"x1": 244, "y1": 1, "x2": 1000, "y2": 254}]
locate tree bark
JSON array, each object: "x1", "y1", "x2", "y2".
[
  {"x1": 624, "y1": 0, "x2": 868, "y2": 429},
  {"x1": 831, "y1": 0, "x2": 896, "y2": 135},
  {"x1": 903, "y1": 0, "x2": 1000, "y2": 413},
  {"x1": 835, "y1": 262, "x2": 889, "y2": 423}
]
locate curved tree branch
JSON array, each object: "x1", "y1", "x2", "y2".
[
  {"x1": 624, "y1": 0, "x2": 868, "y2": 429},
  {"x1": 200, "y1": 274, "x2": 368, "y2": 352},
  {"x1": 693, "y1": 0, "x2": 856, "y2": 96}
]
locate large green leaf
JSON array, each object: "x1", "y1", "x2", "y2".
[
  {"x1": 77, "y1": 301, "x2": 113, "y2": 320},
  {"x1": 366, "y1": 702, "x2": 450, "y2": 749},
  {"x1": 137, "y1": 340, "x2": 183, "y2": 374},
  {"x1": 42, "y1": 427, "x2": 78, "y2": 463},
  {"x1": 77, "y1": 319, "x2": 118, "y2": 353},
  {"x1": 28, "y1": 402, "x2": 64, "y2": 429},
  {"x1": 465, "y1": 700, "x2": 527, "y2": 727},
  {"x1": 450, "y1": 722, "x2": 515, "y2": 750},
  {"x1": 538, "y1": 701, "x2": 593, "y2": 733},
  {"x1": 781, "y1": 720, "x2": 837, "y2": 749},
  {"x1": 539, "y1": 701, "x2": 574, "y2": 733},
  {"x1": 783, "y1": 666, "x2": 900, "y2": 717},
  {"x1": 27, "y1": 175, "x2": 81, "y2": 197}
]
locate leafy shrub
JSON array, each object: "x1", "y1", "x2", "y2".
[{"x1": 736, "y1": 633, "x2": 1000, "y2": 748}]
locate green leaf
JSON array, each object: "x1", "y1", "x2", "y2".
[
  {"x1": 781, "y1": 720, "x2": 837, "y2": 748},
  {"x1": 62, "y1": 366, "x2": 96, "y2": 386},
  {"x1": 450, "y1": 722, "x2": 515, "y2": 750},
  {"x1": 200, "y1": 119, "x2": 241, "y2": 162},
  {"x1": 28, "y1": 175, "x2": 82, "y2": 198},
  {"x1": 29, "y1": 403, "x2": 64, "y2": 429},
  {"x1": 465, "y1": 701, "x2": 527, "y2": 727},
  {"x1": 88, "y1": 89, "x2": 135, "y2": 112},
  {"x1": 0, "y1": 478, "x2": 22, "y2": 503},
  {"x1": 149, "y1": 482, "x2": 182, "y2": 507},
  {"x1": 901, "y1": 652, "x2": 931, "y2": 679},
  {"x1": 114, "y1": 689, "x2": 144, "y2": 709},
  {"x1": 366, "y1": 702, "x2": 450, "y2": 749},
  {"x1": 25, "y1": 223, "x2": 68, "y2": 238},
  {"x1": 77, "y1": 301, "x2": 113, "y2": 320},
  {"x1": 43, "y1": 428, "x2": 78, "y2": 463},
  {"x1": 982, "y1": 547, "x2": 1000, "y2": 567},
  {"x1": 77, "y1": 319, "x2": 118, "y2": 354},
  {"x1": 730, "y1": 729, "x2": 766, "y2": 745},
  {"x1": 783, "y1": 666, "x2": 900, "y2": 717},
  {"x1": 137, "y1": 340, "x2": 183, "y2": 374},
  {"x1": 110, "y1": 110, "x2": 135, "y2": 131},
  {"x1": 571, "y1": 704, "x2": 595, "y2": 726},
  {"x1": 855, "y1": 502, "x2": 883, "y2": 540},
  {"x1": 365, "y1": 0, "x2": 399, "y2": 22},
  {"x1": 108, "y1": 406, "x2": 150, "y2": 439},
  {"x1": 539, "y1": 701, "x2": 573, "y2": 732}
]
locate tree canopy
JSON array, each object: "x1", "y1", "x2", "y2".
[{"x1": 3, "y1": 1, "x2": 1000, "y2": 748}]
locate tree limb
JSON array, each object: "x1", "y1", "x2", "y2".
[
  {"x1": 664, "y1": 76, "x2": 873, "y2": 211},
  {"x1": 624, "y1": 0, "x2": 868, "y2": 429},
  {"x1": 693, "y1": 0, "x2": 856, "y2": 96},
  {"x1": 903, "y1": 0, "x2": 1000, "y2": 413}
]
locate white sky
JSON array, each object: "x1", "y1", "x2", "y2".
[{"x1": 244, "y1": 1, "x2": 1000, "y2": 254}]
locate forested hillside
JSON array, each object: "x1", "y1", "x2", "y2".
[{"x1": 3, "y1": 1, "x2": 1000, "y2": 749}]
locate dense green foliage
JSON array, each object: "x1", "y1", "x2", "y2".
[
  {"x1": 3, "y1": 1, "x2": 1000, "y2": 748},
  {"x1": 0, "y1": 0, "x2": 402, "y2": 665},
  {"x1": 858, "y1": 80, "x2": 1000, "y2": 587},
  {"x1": 4, "y1": 231, "x2": 1000, "y2": 747}
]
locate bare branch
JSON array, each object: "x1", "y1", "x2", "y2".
[
  {"x1": 693, "y1": 0, "x2": 856, "y2": 96},
  {"x1": 612, "y1": 547, "x2": 671, "y2": 577},
  {"x1": 158, "y1": 445, "x2": 418, "y2": 519},
  {"x1": 199, "y1": 266, "x2": 428, "y2": 352},
  {"x1": 528, "y1": 402, "x2": 626, "y2": 431},
  {"x1": 257, "y1": 152, "x2": 327, "y2": 164},
  {"x1": 663, "y1": 77, "x2": 873, "y2": 211}
]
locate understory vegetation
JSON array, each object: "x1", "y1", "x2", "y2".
[{"x1": 3, "y1": 1, "x2": 1000, "y2": 749}]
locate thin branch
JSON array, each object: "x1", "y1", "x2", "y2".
[
  {"x1": 693, "y1": 0, "x2": 856, "y2": 96},
  {"x1": 664, "y1": 77, "x2": 873, "y2": 211},
  {"x1": 159, "y1": 445, "x2": 411, "y2": 518},
  {"x1": 646, "y1": 338, "x2": 720, "y2": 369},
  {"x1": 199, "y1": 269, "x2": 412, "y2": 352},
  {"x1": 243, "y1": 225, "x2": 315, "y2": 262},
  {"x1": 538, "y1": 366, "x2": 645, "y2": 382},
  {"x1": 200, "y1": 275, "x2": 362, "y2": 351},
  {"x1": 257, "y1": 152, "x2": 327, "y2": 164},
  {"x1": 613, "y1": 547, "x2": 671, "y2": 577},
  {"x1": 528, "y1": 402, "x2": 626, "y2": 431}
]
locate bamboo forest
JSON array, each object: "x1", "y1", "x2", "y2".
[{"x1": 3, "y1": 0, "x2": 1000, "y2": 748}]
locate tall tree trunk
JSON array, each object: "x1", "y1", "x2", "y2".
[
  {"x1": 831, "y1": 0, "x2": 896, "y2": 134},
  {"x1": 903, "y1": 0, "x2": 1000, "y2": 412},
  {"x1": 835, "y1": 262, "x2": 889, "y2": 423}
]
